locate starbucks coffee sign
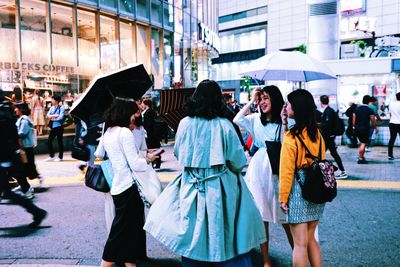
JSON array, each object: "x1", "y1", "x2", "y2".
[{"x1": 0, "y1": 61, "x2": 74, "y2": 73}]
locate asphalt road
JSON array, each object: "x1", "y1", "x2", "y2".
[{"x1": 1, "y1": 184, "x2": 399, "y2": 266}]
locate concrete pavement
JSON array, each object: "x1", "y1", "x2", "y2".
[{"x1": 1, "y1": 143, "x2": 399, "y2": 266}]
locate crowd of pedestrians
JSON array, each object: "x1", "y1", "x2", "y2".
[{"x1": 2, "y1": 80, "x2": 400, "y2": 267}]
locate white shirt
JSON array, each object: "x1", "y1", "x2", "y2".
[
  {"x1": 103, "y1": 126, "x2": 148, "y2": 195},
  {"x1": 389, "y1": 101, "x2": 400, "y2": 124},
  {"x1": 132, "y1": 126, "x2": 147, "y2": 158}
]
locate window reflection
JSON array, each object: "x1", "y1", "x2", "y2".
[
  {"x1": 151, "y1": 0, "x2": 162, "y2": 26},
  {"x1": 20, "y1": 0, "x2": 49, "y2": 63},
  {"x1": 151, "y1": 28, "x2": 162, "y2": 89},
  {"x1": 120, "y1": 21, "x2": 136, "y2": 67},
  {"x1": 137, "y1": 24, "x2": 149, "y2": 72},
  {"x1": 51, "y1": 3, "x2": 76, "y2": 66},
  {"x1": 137, "y1": 0, "x2": 149, "y2": 21},
  {"x1": 100, "y1": 15, "x2": 119, "y2": 72},
  {"x1": 0, "y1": 0, "x2": 17, "y2": 61},
  {"x1": 77, "y1": 9, "x2": 98, "y2": 76}
]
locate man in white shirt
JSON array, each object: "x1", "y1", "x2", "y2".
[{"x1": 388, "y1": 92, "x2": 400, "y2": 160}]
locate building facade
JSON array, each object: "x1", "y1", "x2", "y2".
[
  {"x1": 252, "y1": 0, "x2": 400, "y2": 145},
  {"x1": 0, "y1": 0, "x2": 219, "y2": 96},
  {"x1": 213, "y1": 0, "x2": 267, "y2": 102}
]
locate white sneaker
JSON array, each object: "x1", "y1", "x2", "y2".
[
  {"x1": 53, "y1": 158, "x2": 63, "y2": 162},
  {"x1": 43, "y1": 157, "x2": 54, "y2": 162},
  {"x1": 336, "y1": 171, "x2": 348, "y2": 180},
  {"x1": 24, "y1": 187, "x2": 35, "y2": 199}
]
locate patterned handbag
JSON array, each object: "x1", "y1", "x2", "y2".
[{"x1": 294, "y1": 133, "x2": 337, "y2": 204}]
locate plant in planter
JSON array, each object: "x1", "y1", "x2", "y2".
[{"x1": 350, "y1": 40, "x2": 367, "y2": 57}]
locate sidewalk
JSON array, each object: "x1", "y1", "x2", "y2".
[
  {"x1": 29, "y1": 143, "x2": 400, "y2": 190},
  {"x1": 1, "y1": 144, "x2": 399, "y2": 266}
]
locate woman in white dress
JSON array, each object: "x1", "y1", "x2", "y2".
[{"x1": 233, "y1": 85, "x2": 293, "y2": 267}]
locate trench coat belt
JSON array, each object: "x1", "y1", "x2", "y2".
[{"x1": 188, "y1": 167, "x2": 228, "y2": 192}]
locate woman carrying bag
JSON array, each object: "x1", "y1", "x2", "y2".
[
  {"x1": 233, "y1": 86, "x2": 293, "y2": 267},
  {"x1": 144, "y1": 80, "x2": 266, "y2": 266},
  {"x1": 100, "y1": 98, "x2": 158, "y2": 267},
  {"x1": 279, "y1": 89, "x2": 326, "y2": 267}
]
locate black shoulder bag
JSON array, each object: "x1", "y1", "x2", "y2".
[
  {"x1": 294, "y1": 133, "x2": 337, "y2": 204},
  {"x1": 265, "y1": 124, "x2": 282, "y2": 175}
]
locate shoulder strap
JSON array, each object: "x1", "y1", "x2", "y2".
[{"x1": 294, "y1": 131, "x2": 320, "y2": 160}]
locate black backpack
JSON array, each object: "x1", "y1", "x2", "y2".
[
  {"x1": 333, "y1": 111, "x2": 345, "y2": 136},
  {"x1": 294, "y1": 133, "x2": 337, "y2": 204}
]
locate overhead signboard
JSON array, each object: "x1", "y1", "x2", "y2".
[{"x1": 340, "y1": 0, "x2": 366, "y2": 15}]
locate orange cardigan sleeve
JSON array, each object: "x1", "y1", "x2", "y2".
[{"x1": 279, "y1": 132, "x2": 297, "y2": 203}]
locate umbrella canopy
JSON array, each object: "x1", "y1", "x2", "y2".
[
  {"x1": 158, "y1": 88, "x2": 194, "y2": 131},
  {"x1": 240, "y1": 51, "x2": 337, "y2": 82},
  {"x1": 70, "y1": 64, "x2": 152, "y2": 126}
]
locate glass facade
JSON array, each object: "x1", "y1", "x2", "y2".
[{"x1": 0, "y1": 0, "x2": 218, "y2": 96}]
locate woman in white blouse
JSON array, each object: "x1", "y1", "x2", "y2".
[{"x1": 100, "y1": 98, "x2": 157, "y2": 267}]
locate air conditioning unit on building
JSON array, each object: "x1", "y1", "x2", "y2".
[
  {"x1": 375, "y1": 36, "x2": 400, "y2": 47},
  {"x1": 340, "y1": 43, "x2": 360, "y2": 58}
]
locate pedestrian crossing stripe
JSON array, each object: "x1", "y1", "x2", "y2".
[
  {"x1": 28, "y1": 173, "x2": 180, "y2": 186},
  {"x1": 27, "y1": 175, "x2": 400, "y2": 190}
]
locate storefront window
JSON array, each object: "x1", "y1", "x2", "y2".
[
  {"x1": 77, "y1": 0, "x2": 98, "y2": 7},
  {"x1": 119, "y1": 0, "x2": 135, "y2": 17},
  {"x1": 100, "y1": 0, "x2": 117, "y2": 10},
  {"x1": 77, "y1": 9, "x2": 98, "y2": 79},
  {"x1": 0, "y1": 0, "x2": 17, "y2": 62},
  {"x1": 151, "y1": 28, "x2": 162, "y2": 89},
  {"x1": 120, "y1": 21, "x2": 136, "y2": 67},
  {"x1": 137, "y1": 24, "x2": 149, "y2": 72},
  {"x1": 174, "y1": 0, "x2": 183, "y2": 34},
  {"x1": 137, "y1": 0, "x2": 149, "y2": 22},
  {"x1": 163, "y1": 1, "x2": 173, "y2": 30},
  {"x1": 173, "y1": 32, "x2": 183, "y2": 87},
  {"x1": 151, "y1": 0, "x2": 162, "y2": 26},
  {"x1": 0, "y1": 0, "x2": 19, "y2": 92},
  {"x1": 100, "y1": 15, "x2": 119, "y2": 72},
  {"x1": 20, "y1": 0, "x2": 49, "y2": 63},
  {"x1": 163, "y1": 31, "x2": 173, "y2": 88},
  {"x1": 51, "y1": 4, "x2": 76, "y2": 67}
]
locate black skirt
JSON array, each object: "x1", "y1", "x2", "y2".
[{"x1": 102, "y1": 184, "x2": 146, "y2": 263}]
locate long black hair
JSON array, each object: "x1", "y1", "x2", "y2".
[
  {"x1": 104, "y1": 97, "x2": 139, "y2": 128},
  {"x1": 185, "y1": 79, "x2": 226, "y2": 120},
  {"x1": 287, "y1": 89, "x2": 318, "y2": 142},
  {"x1": 259, "y1": 85, "x2": 284, "y2": 125}
]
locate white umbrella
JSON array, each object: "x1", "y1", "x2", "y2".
[{"x1": 240, "y1": 51, "x2": 336, "y2": 82}]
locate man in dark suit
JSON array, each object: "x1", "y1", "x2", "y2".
[
  {"x1": 320, "y1": 95, "x2": 347, "y2": 179},
  {"x1": 142, "y1": 99, "x2": 162, "y2": 168}
]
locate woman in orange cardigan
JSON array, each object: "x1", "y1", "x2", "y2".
[{"x1": 279, "y1": 89, "x2": 326, "y2": 267}]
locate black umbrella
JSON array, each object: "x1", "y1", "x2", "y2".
[
  {"x1": 158, "y1": 88, "x2": 194, "y2": 131},
  {"x1": 70, "y1": 64, "x2": 152, "y2": 126}
]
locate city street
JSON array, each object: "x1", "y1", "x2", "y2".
[{"x1": 1, "y1": 144, "x2": 400, "y2": 267}]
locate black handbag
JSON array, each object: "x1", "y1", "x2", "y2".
[
  {"x1": 84, "y1": 164, "x2": 110, "y2": 192},
  {"x1": 265, "y1": 124, "x2": 282, "y2": 175},
  {"x1": 71, "y1": 145, "x2": 90, "y2": 162}
]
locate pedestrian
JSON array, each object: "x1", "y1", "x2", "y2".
[
  {"x1": 15, "y1": 103, "x2": 43, "y2": 195},
  {"x1": 366, "y1": 96, "x2": 382, "y2": 151},
  {"x1": 279, "y1": 89, "x2": 326, "y2": 267},
  {"x1": 233, "y1": 85, "x2": 293, "y2": 267},
  {"x1": 11, "y1": 85, "x2": 24, "y2": 103},
  {"x1": 388, "y1": 92, "x2": 400, "y2": 160},
  {"x1": 232, "y1": 99, "x2": 241, "y2": 114},
  {"x1": 353, "y1": 95, "x2": 378, "y2": 164},
  {"x1": 345, "y1": 102, "x2": 358, "y2": 148},
  {"x1": 30, "y1": 89, "x2": 45, "y2": 136},
  {"x1": 319, "y1": 95, "x2": 347, "y2": 179},
  {"x1": 141, "y1": 98, "x2": 162, "y2": 168},
  {"x1": 100, "y1": 97, "x2": 158, "y2": 267},
  {"x1": 144, "y1": 80, "x2": 266, "y2": 267},
  {"x1": 44, "y1": 95, "x2": 65, "y2": 162},
  {"x1": 0, "y1": 89, "x2": 47, "y2": 228}
]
